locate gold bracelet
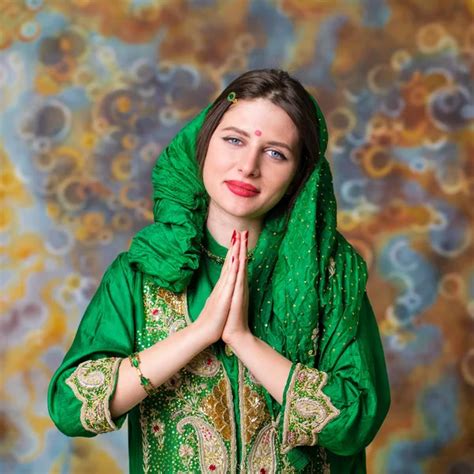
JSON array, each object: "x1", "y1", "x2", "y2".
[{"x1": 128, "y1": 352, "x2": 157, "y2": 396}]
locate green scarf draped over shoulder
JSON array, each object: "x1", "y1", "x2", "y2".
[{"x1": 128, "y1": 96, "x2": 368, "y2": 468}]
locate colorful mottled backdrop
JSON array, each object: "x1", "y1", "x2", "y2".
[{"x1": 1, "y1": 0, "x2": 473, "y2": 472}]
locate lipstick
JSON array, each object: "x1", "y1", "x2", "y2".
[{"x1": 225, "y1": 181, "x2": 260, "y2": 197}]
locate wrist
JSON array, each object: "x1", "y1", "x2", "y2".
[
  {"x1": 190, "y1": 319, "x2": 220, "y2": 347},
  {"x1": 224, "y1": 330, "x2": 255, "y2": 351}
]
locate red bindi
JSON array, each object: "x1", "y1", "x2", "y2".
[{"x1": 255, "y1": 130, "x2": 262, "y2": 136}]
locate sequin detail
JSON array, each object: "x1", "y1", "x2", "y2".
[
  {"x1": 177, "y1": 416, "x2": 228, "y2": 473},
  {"x1": 242, "y1": 384, "x2": 269, "y2": 444},
  {"x1": 201, "y1": 378, "x2": 233, "y2": 440},
  {"x1": 247, "y1": 423, "x2": 278, "y2": 474},
  {"x1": 281, "y1": 364, "x2": 340, "y2": 453},
  {"x1": 65, "y1": 357, "x2": 121, "y2": 434},
  {"x1": 185, "y1": 349, "x2": 221, "y2": 377},
  {"x1": 143, "y1": 281, "x2": 187, "y2": 337},
  {"x1": 138, "y1": 275, "x2": 237, "y2": 473},
  {"x1": 239, "y1": 361, "x2": 278, "y2": 470}
]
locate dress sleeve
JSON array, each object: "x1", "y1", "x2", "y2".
[
  {"x1": 47, "y1": 253, "x2": 138, "y2": 437},
  {"x1": 278, "y1": 292, "x2": 391, "y2": 456}
]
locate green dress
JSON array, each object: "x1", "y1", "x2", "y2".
[{"x1": 48, "y1": 226, "x2": 390, "y2": 473}]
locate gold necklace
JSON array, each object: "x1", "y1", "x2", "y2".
[{"x1": 199, "y1": 243, "x2": 254, "y2": 264}]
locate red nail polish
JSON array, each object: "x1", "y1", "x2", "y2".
[
  {"x1": 231, "y1": 230, "x2": 236, "y2": 245},
  {"x1": 245, "y1": 230, "x2": 249, "y2": 241},
  {"x1": 232, "y1": 256, "x2": 234, "y2": 263}
]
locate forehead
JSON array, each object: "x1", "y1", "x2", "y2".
[{"x1": 218, "y1": 98, "x2": 299, "y2": 145}]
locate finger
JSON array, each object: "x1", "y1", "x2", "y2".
[
  {"x1": 234, "y1": 231, "x2": 246, "y2": 291},
  {"x1": 240, "y1": 230, "x2": 250, "y2": 292},
  {"x1": 220, "y1": 238, "x2": 240, "y2": 305},
  {"x1": 230, "y1": 232, "x2": 241, "y2": 276},
  {"x1": 225, "y1": 232, "x2": 241, "y2": 284},
  {"x1": 219, "y1": 231, "x2": 239, "y2": 289},
  {"x1": 218, "y1": 230, "x2": 236, "y2": 277},
  {"x1": 243, "y1": 230, "x2": 249, "y2": 275}
]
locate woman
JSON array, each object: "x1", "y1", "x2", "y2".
[{"x1": 48, "y1": 69, "x2": 390, "y2": 473}]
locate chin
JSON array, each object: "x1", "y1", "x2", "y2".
[{"x1": 212, "y1": 199, "x2": 263, "y2": 220}]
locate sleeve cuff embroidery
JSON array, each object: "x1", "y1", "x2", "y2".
[
  {"x1": 66, "y1": 357, "x2": 122, "y2": 434},
  {"x1": 280, "y1": 363, "x2": 340, "y2": 454}
]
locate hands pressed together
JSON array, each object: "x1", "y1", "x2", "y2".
[{"x1": 197, "y1": 230, "x2": 251, "y2": 346}]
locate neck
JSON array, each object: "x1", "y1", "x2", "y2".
[{"x1": 206, "y1": 205, "x2": 263, "y2": 250}]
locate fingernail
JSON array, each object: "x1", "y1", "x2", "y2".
[
  {"x1": 245, "y1": 230, "x2": 249, "y2": 241},
  {"x1": 232, "y1": 256, "x2": 234, "y2": 263},
  {"x1": 231, "y1": 230, "x2": 236, "y2": 245}
]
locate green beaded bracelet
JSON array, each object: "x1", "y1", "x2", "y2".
[{"x1": 129, "y1": 352, "x2": 156, "y2": 396}]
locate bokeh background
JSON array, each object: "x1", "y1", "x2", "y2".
[{"x1": 1, "y1": 0, "x2": 473, "y2": 472}]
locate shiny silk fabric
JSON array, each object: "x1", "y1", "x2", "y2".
[{"x1": 48, "y1": 96, "x2": 390, "y2": 472}]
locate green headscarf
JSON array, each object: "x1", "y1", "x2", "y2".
[{"x1": 128, "y1": 95, "x2": 368, "y2": 468}]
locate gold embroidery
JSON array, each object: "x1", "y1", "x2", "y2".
[
  {"x1": 149, "y1": 409, "x2": 165, "y2": 450},
  {"x1": 240, "y1": 363, "x2": 274, "y2": 469},
  {"x1": 281, "y1": 364, "x2": 340, "y2": 454},
  {"x1": 281, "y1": 455, "x2": 298, "y2": 473},
  {"x1": 328, "y1": 257, "x2": 336, "y2": 278},
  {"x1": 201, "y1": 378, "x2": 233, "y2": 440},
  {"x1": 177, "y1": 416, "x2": 228, "y2": 473},
  {"x1": 140, "y1": 279, "x2": 237, "y2": 472},
  {"x1": 178, "y1": 443, "x2": 194, "y2": 469},
  {"x1": 139, "y1": 403, "x2": 151, "y2": 474},
  {"x1": 246, "y1": 423, "x2": 278, "y2": 474},
  {"x1": 65, "y1": 357, "x2": 121, "y2": 434},
  {"x1": 142, "y1": 279, "x2": 187, "y2": 337},
  {"x1": 243, "y1": 384, "x2": 270, "y2": 444},
  {"x1": 238, "y1": 359, "x2": 247, "y2": 467},
  {"x1": 222, "y1": 369, "x2": 238, "y2": 473},
  {"x1": 185, "y1": 348, "x2": 221, "y2": 377},
  {"x1": 157, "y1": 287, "x2": 186, "y2": 314}
]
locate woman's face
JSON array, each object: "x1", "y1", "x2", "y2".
[{"x1": 202, "y1": 98, "x2": 301, "y2": 223}]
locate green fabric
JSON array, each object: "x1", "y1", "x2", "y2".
[
  {"x1": 47, "y1": 250, "x2": 388, "y2": 472},
  {"x1": 186, "y1": 227, "x2": 243, "y2": 461},
  {"x1": 48, "y1": 94, "x2": 391, "y2": 472},
  {"x1": 128, "y1": 95, "x2": 385, "y2": 468}
]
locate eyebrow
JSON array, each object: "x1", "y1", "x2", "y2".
[{"x1": 220, "y1": 126, "x2": 295, "y2": 153}]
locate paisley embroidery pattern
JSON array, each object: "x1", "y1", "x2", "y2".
[
  {"x1": 177, "y1": 416, "x2": 228, "y2": 473},
  {"x1": 185, "y1": 348, "x2": 221, "y2": 377},
  {"x1": 281, "y1": 363, "x2": 340, "y2": 453},
  {"x1": 239, "y1": 361, "x2": 275, "y2": 470},
  {"x1": 65, "y1": 357, "x2": 122, "y2": 434},
  {"x1": 178, "y1": 443, "x2": 194, "y2": 469},
  {"x1": 246, "y1": 422, "x2": 278, "y2": 474},
  {"x1": 142, "y1": 279, "x2": 187, "y2": 337},
  {"x1": 138, "y1": 276, "x2": 236, "y2": 473}
]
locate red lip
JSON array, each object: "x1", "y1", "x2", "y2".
[
  {"x1": 225, "y1": 180, "x2": 260, "y2": 193},
  {"x1": 225, "y1": 181, "x2": 260, "y2": 198}
]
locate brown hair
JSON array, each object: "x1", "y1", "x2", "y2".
[{"x1": 196, "y1": 68, "x2": 321, "y2": 216}]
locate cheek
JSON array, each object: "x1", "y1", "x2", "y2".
[{"x1": 202, "y1": 146, "x2": 224, "y2": 192}]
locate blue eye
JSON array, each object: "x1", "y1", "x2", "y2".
[
  {"x1": 267, "y1": 149, "x2": 287, "y2": 161},
  {"x1": 224, "y1": 136, "x2": 242, "y2": 145}
]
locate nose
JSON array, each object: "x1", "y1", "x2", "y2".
[{"x1": 237, "y1": 145, "x2": 260, "y2": 178}]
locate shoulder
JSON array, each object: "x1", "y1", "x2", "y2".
[{"x1": 100, "y1": 251, "x2": 142, "y2": 289}]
